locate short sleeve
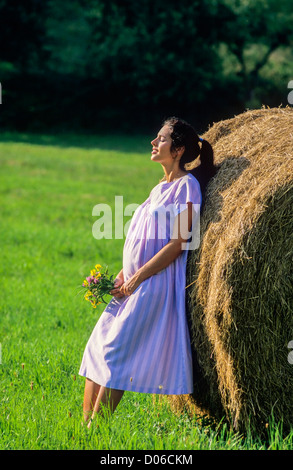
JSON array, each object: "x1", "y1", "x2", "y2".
[
  {"x1": 174, "y1": 174, "x2": 202, "y2": 217},
  {"x1": 172, "y1": 175, "x2": 202, "y2": 250}
]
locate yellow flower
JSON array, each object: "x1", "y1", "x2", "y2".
[
  {"x1": 83, "y1": 279, "x2": 89, "y2": 286},
  {"x1": 95, "y1": 264, "x2": 102, "y2": 270},
  {"x1": 90, "y1": 269, "x2": 96, "y2": 276},
  {"x1": 84, "y1": 290, "x2": 92, "y2": 301}
]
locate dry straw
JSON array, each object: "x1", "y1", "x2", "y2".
[{"x1": 169, "y1": 107, "x2": 293, "y2": 434}]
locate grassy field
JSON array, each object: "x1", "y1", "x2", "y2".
[{"x1": 0, "y1": 131, "x2": 292, "y2": 451}]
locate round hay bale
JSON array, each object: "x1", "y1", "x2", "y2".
[{"x1": 169, "y1": 107, "x2": 293, "y2": 434}]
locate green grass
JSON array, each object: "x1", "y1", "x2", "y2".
[{"x1": 0, "y1": 131, "x2": 292, "y2": 450}]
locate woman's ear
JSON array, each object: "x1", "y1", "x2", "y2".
[{"x1": 173, "y1": 146, "x2": 185, "y2": 160}]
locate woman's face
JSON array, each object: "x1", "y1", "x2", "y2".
[{"x1": 151, "y1": 125, "x2": 174, "y2": 164}]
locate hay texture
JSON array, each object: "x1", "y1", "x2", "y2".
[{"x1": 171, "y1": 107, "x2": 293, "y2": 434}]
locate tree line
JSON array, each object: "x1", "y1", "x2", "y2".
[{"x1": 0, "y1": 0, "x2": 292, "y2": 133}]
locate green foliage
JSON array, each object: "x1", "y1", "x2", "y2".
[
  {"x1": 0, "y1": 0, "x2": 292, "y2": 131},
  {"x1": 219, "y1": 0, "x2": 293, "y2": 105},
  {"x1": 0, "y1": 0, "x2": 48, "y2": 71}
]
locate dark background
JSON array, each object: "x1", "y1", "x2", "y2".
[{"x1": 0, "y1": 0, "x2": 292, "y2": 134}]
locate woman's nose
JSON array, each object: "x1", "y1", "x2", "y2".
[{"x1": 151, "y1": 137, "x2": 157, "y2": 146}]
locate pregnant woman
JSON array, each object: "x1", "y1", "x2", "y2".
[{"x1": 79, "y1": 117, "x2": 217, "y2": 426}]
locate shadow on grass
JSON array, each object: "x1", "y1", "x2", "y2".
[{"x1": 0, "y1": 130, "x2": 152, "y2": 154}]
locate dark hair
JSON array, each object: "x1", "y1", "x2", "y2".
[{"x1": 163, "y1": 116, "x2": 217, "y2": 202}]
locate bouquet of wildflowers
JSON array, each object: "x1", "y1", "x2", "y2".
[{"x1": 82, "y1": 264, "x2": 115, "y2": 308}]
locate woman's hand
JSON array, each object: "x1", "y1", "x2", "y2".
[
  {"x1": 109, "y1": 271, "x2": 125, "y2": 299},
  {"x1": 110, "y1": 269, "x2": 142, "y2": 298},
  {"x1": 119, "y1": 273, "x2": 141, "y2": 297}
]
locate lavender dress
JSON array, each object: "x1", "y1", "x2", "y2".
[{"x1": 79, "y1": 173, "x2": 202, "y2": 394}]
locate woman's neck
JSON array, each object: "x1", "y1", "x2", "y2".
[{"x1": 162, "y1": 164, "x2": 188, "y2": 183}]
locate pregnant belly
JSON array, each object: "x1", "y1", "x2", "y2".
[{"x1": 122, "y1": 236, "x2": 167, "y2": 280}]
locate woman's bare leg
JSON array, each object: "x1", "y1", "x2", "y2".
[
  {"x1": 89, "y1": 386, "x2": 124, "y2": 426},
  {"x1": 82, "y1": 378, "x2": 101, "y2": 423}
]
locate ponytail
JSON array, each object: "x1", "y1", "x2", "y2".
[{"x1": 189, "y1": 138, "x2": 217, "y2": 202}]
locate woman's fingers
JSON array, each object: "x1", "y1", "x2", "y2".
[
  {"x1": 110, "y1": 274, "x2": 140, "y2": 297},
  {"x1": 110, "y1": 288, "x2": 118, "y2": 294},
  {"x1": 109, "y1": 277, "x2": 124, "y2": 295},
  {"x1": 110, "y1": 279, "x2": 125, "y2": 297},
  {"x1": 110, "y1": 287, "x2": 122, "y2": 295},
  {"x1": 119, "y1": 279, "x2": 138, "y2": 296}
]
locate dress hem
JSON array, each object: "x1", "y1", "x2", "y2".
[{"x1": 78, "y1": 371, "x2": 193, "y2": 395}]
